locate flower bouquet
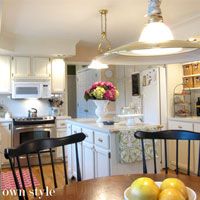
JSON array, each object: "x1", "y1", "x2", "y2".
[
  {"x1": 84, "y1": 81, "x2": 119, "y2": 101},
  {"x1": 84, "y1": 81, "x2": 119, "y2": 122}
]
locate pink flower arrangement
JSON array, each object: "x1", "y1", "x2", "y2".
[{"x1": 84, "y1": 81, "x2": 119, "y2": 101}]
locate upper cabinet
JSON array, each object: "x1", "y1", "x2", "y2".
[
  {"x1": 11, "y1": 56, "x2": 31, "y2": 78},
  {"x1": 11, "y1": 56, "x2": 51, "y2": 79},
  {"x1": 32, "y1": 57, "x2": 51, "y2": 78},
  {"x1": 0, "y1": 56, "x2": 11, "y2": 94},
  {"x1": 51, "y1": 59, "x2": 65, "y2": 93}
]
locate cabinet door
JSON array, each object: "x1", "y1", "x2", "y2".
[
  {"x1": 56, "y1": 129, "x2": 67, "y2": 158},
  {"x1": 193, "y1": 123, "x2": 200, "y2": 174},
  {"x1": 12, "y1": 57, "x2": 31, "y2": 78},
  {"x1": 168, "y1": 120, "x2": 195, "y2": 173},
  {"x1": 82, "y1": 142, "x2": 95, "y2": 180},
  {"x1": 0, "y1": 56, "x2": 11, "y2": 93},
  {"x1": 0, "y1": 123, "x2": 11, "y2": 165},
  {"x1": 51, "y1": 60, "x2": 65, "y2": 93},
  {"x1": 32, "y1": 57, "x2": 51, "y2": 78},
  {"x1": 95, "y1": 146, "x2": 110, "y2": 178}
]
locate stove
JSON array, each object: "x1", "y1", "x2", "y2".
[
  {"x1": 13, "y1": 116, "x2": 55, "y2": 125},
  {"x1": 12, "y1": 116, "x2": 56, "y2": 166}
]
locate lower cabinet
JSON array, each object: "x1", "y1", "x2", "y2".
[
  {"x1": 67, "y1": 124, "x2": 111, "y2": 180},
  {"x1": 56, "y1": 128, "x2": 67, "y2": 158},
  {"x1": 82, "y1": 142, "x2": 95, "y2": 180},
  {"x1": 95, "y1": 146, "x2": 110, "y2": 178},
  {"x1": 0, "y1": 122, "x2": 12, "y2": 165},
  {"x1": 168, "y1": 120, "x2": 199, "y2": 174}
]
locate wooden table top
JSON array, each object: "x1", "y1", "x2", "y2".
[{"x1": 41, "y1": 174, "x2": 200, "y2": 200}]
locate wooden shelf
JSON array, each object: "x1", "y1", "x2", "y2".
[
  {"x1": 184, "y1": 87, "x2": 200, "y2": 91},
  {"x1": 183, "y1": 74, "x2": 200, "y2": 78}
]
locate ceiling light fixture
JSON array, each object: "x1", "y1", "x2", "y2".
[
  {"x1": 88, "y1": 9, "x2": 111, "y2": 69},
  {"x1": 106, "y1": 0, "x2": 200, "y2": 57}
]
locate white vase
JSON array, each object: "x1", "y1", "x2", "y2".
[{"x1": 93, "y1": 100, "x2": 109, "y2": 123}]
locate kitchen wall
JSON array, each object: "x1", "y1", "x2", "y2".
[
  {"x1": 115, "y1": 65, "x2": 148, "y2": 114},
  {"x1": 0, "y1": 95, "x2": 51, "y2": 117}
]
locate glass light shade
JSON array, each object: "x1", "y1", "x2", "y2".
[
  {"x1": 139, "y1": 22, "x2": 174, "y2": 43},
  {"x1": 88, "y1": 59, "x2": 108, "y2": 69},
  {"x1": 131, "y1": 22, "x2": 182, "y2": 56}
]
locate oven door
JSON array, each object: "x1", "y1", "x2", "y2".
[
  {"x1": 13, "y1": 124, "x2": 56, "y2": 166},
  {"x1": 13, "y1": 125, "x2": 56, "y2": 148}
]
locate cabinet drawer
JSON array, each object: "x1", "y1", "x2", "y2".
[
  {"x1": 56, "y1": 120, "x2": 67, "y2": 129},
  {"x1": 168, "y1": 120, "x2": 193, "y2": 131},
  {"x1": 82, "y1": 128, "x2": 93, "y2": 143},
  {"x1": 95, "y1": 132, "x2": 110, "y2": 149}
]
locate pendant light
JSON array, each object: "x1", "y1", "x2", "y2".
[
  {"x1": 88, "y1": 9, "x2": 111, "y2": 69},
  {"x1": 105, "y1": 0, "x2": 200, "y2": 57}
]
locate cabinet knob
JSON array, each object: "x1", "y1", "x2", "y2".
[
  {"x1": 61, "y1": 123, "x2": 66, "y2": 126},
  {"x1": 98, "y1": 138, "x2": 103, "y2": 143},
  {"x1": 178, "y1": 125, "x2": 182, "y2": 129}
]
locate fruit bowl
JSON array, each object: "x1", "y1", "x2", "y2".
[{"x1": 124, "y1": 182, "x2": 196, "y2": 200}]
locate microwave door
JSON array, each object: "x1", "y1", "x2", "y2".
[{"x1": 12, "y1": 83, "x2": 41, "y2": 99}]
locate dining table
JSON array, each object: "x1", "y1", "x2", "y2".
[{"x1": 41, "y1": 173, "x2": 200, "y2": 200}]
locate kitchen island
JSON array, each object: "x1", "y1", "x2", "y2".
[{"x1": 66, "y1": 118, "x2": 161, "y2": 180}]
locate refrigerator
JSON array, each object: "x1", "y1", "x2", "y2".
[{"x1": 140, "y1": 67, "x2": 167, "y2": 129}]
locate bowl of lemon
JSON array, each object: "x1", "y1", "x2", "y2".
[{"x1": 124, "y1": 177, "x2": 196, "y2": 200}]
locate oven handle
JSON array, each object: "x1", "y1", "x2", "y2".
[{"x1": 15, "y1": 125, "x2": 55, "y2": 130}]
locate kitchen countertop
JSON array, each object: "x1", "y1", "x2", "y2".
[
  {"x1": 169, "y1": 116, "x2": 200, "y2": 123},
  {"x1": 0, "y1": 118, "x2": 12, "y2": 123},
  {"x1": 66, "y1": 118, "x2": 159, "y2": 133}
]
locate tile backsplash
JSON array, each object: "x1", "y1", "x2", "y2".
[{"x1": 0, "y1": 95, "x2": 51, "y2": 117}]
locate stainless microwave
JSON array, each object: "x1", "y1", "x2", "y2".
[{"x1": 12, "y1": 81, "x2": 51, "y2": 99}]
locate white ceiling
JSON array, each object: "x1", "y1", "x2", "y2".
[{"x1": 1, "y1": 0, "x2": 200, "y2": 55}]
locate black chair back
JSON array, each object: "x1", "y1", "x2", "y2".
[
  {"x1": 134, "y1": 130, "x2": 200, "y2": 176},
  {"x1": 4, "y1": 132, "x2": 86, "y2": 200}
]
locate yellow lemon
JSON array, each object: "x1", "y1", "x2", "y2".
[
  {"x1": 159, "y1": 188, "x2": 186, "y2": 200},
  {"x1": 130, "y1": 177, "x2": 160, "y2": 200},
  {"x1": 160, "y1": 178, "x2": 188, "y2": 199}
]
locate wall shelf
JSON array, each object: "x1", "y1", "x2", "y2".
[
  {"x1": 183, "y1": 74, "x2": 200, "y2": 78},
  {"x1": 184, "y1": 87, "x2": 200, "y2": 91}
]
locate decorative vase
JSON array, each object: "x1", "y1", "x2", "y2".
[{"x1": 93, "y1": 100, "x2": 109, "y2": 123}]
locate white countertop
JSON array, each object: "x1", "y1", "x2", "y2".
[
  {"x1": 169, "y1": 117, "x2": 200, "y2": 123},
  {"x1": 66, "y1": 118, "x2": 159, "y2": 133},
  {"x1": 0, "y1": 118, "x2": 12, "y2": 123}
]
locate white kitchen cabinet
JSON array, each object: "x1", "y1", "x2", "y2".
[
  {"x1": 0, "y1": 56, "x2": 11, "y2": 93},
  {"x1": 12, "y1": 56, "x2": 31, "y2": 78},
  {"x1": 51, "y1": 60, "x2": 65, "y2": 93},
  {"x1": 0, "y1": 122, "x2": 12, "y2": 165},
  {"x1": 95, "y1": 146, "x2": 110, "y2": 178},
  {"x1": 71, "y1": 125, "x2": 82, "y2": 178},
  {"x1": 32, "y1": 57, "x2": 51, "y2": 78},
  {"x1": 56, "y1": 118, "x2": 67, "y2": 158},
  {"x1": 12, "y1": 56, "x2": 51, "y2": 79},
  {"x1": 82, "y1": 141, "x2": 95, "y2": 180},
  {"x1": 168, "y1": 120, "x2": 195, "y2": 173},
  {"x1": 56, "y1": 128, "x2": 67, "y2": 158},
  {"x1": 193, "y1": 123, "x2": 200, "y2": 174}
]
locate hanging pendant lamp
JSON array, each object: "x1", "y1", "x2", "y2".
[
  {"x1": 88, "y1": 9, "x2": 111, "y2": 69},
  {"x1": 105, "y1": 0, "x2": 200, "y2": 57}
]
